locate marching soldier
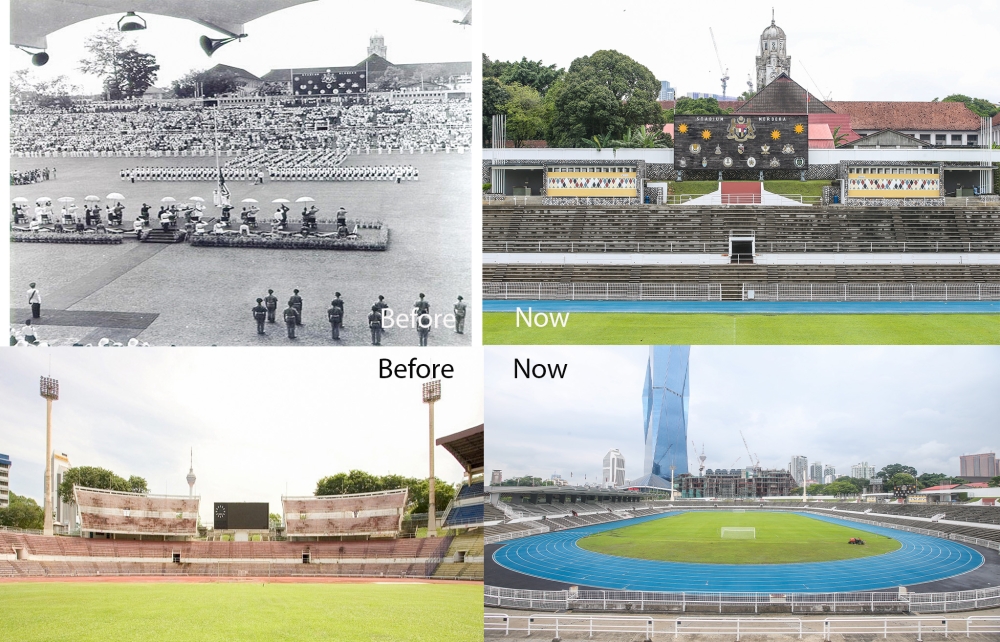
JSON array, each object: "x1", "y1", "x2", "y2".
[
  {"x1": 283, "y1": 302, "x2": 300, "y2": 339},
  {"x1": 328, "y1": 293, "x2": 345, "y2": 340},
  {"x1": 289, "y1": 289, "x2": 303, "y2": 325},
  {"x1": 414, "y1": 293, "x2": 430, "y2": 315},
  {"x1": 264, "y1": 289, "x2": 278, "y2": 323},
  {"x1": 374, "y1": 295, "x2": 389, "y2": 332},
  {"x1": 453, "y1": 295, "x2": 467, "y2": 334},
  {"x1": 368, "y1": 304, "x2": 383, "y2": 346},
  {"x1": 252, "y1": 298, "x2": 268, "y2": 335}
]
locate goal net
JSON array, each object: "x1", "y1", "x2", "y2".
[{"x1": 720, "y1": 527, "x2": 756, "y2": 539}]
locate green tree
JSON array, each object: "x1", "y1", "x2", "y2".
[
  {"x1": 502, "y1": 83, "x2": 546, "y2": 147},
  {"x1": 988, "y1": 476, "x2": 1000, "y2": 488},
  {"x1": 78, "y1": 27, "x2": 128, "y2": 100},
  {"x1": 840, "y1": 477, "x2": 871, "y2": 494},
  {"x1": 806, "y1": 483, "x2": 827, "y2": 496},
  {"x1": 495, "y1": 57, "x2": 564, "y2": 95},
  {"x1": 483, "y1": 76, "x2": 511, "y2": 145},
  {"x1": 173, "y1": 68, "x2": 245, "y2": 98},
  {"x1": 737, "y1": 89, "x2": 755, "y2": 101},
  {"x1": 313, "y1": 470, "x2": 456, "y2": 515},
  {"x1": 113, "y1": 48, "x2": 159, "y2": 99},
  {"x1": 889, "y1": 472, "x2": 918, "y2": 489},
  {"x1": 876, "y1": 464, "x2": 917, "y2": 481},
  {"x1": 547, "y1": 50, "x2": 663, "y2": 146},
  {"x1": 612, "y1": 126, "x2": 672, "y2": 148},
  {"x1": 669, "y1": 96, "x2": 731, "y2": 120},
  {"x1": 407, "y1": 478, "x2": 456, "y2": 515},
  {"x1": 825, "y1": 480, "x2": 860, "y2": 497},
  {"x1": 268, "y1": 512, "x2": 282, "y2": 528},
  {"x1": 58, "y1": 466, "x2": 148, "y2": 504},
  {"x1": 941, "y1": 94, "x2": 999, "y2": 118},
  {"x1": 917, "y1": 472, "x2": 951, "y2": 488},
  {"x1": 0, "y1": 492, "x2": 45, "y2": 530}
]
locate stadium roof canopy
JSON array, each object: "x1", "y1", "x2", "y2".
[
  {"x1": 436, "y1": 424, "x2": 483, "y2": 475},
  {"x1": 735, "y1": 73, "x2": 833, "y2": 114},
  {"x1": 11, "y1": 0, "x2": 317, "y2": 49}
]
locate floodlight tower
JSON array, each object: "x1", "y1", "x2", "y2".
[
  {"x1": 39, "y1": 376, "x2": 59, "y2": 537},
  {"x1": 422, "y1": 380, "x2": 442, "y2": 537}
]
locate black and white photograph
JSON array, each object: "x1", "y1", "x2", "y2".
[{"x1": 8, "y1": 0, "x2": 473, "y2": 346}]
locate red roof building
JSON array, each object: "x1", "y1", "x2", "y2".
[{"x1": 826, "y1": 101, "x2": 984, "y2": 146}]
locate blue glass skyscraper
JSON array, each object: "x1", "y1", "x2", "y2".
[{"x1": 642, "y1": 345, "x2": 690, "y2": 482}]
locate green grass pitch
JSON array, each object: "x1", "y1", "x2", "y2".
[
  {"x1": 483, "y1": 312, "x2": 1000, "y2": 344},
  {"x1": 577, "y1": 512, "x2": 900, "y2": 564},
  {"x1": 0, "y1": 582, "x2": 482, "y2": 642}
]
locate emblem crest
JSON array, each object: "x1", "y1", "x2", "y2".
[
  {"x1": 782, "y1": 144, "x2": 795, "y2": 154},
  {"x1": 321, "y1": 72, "x2": 337, "y2": 84},
  {"x1": 714, "y1": 145, "x2": 722, "y2": 155},
  {"x1": 760, "y1": 145, "x2": 770, "y2": 155},
  {"x1": 746, "y1": 157, "x2": 757, "y2": 168},
  {"x1": 689, "y1": 143, "x2": 701, "y2": 154},
  {"x1": 737, "y1": 144, "x2": 745, "y2": 155},
  {"x1": 769, "y1": 158, "x2": 780, "y2": 167},
  {"x1": 726, "y1": 116, "x2": 756, "y2": 142},
  {"x1": 679, "y1": 158, "x2": 687, "y2": 168},
  {"x1": 701, "y1": 157, "x2": 708, "y2": 168},
  {"x1": 793, "y1": 157, "x2": 806, "y2": 168},
  {"x1": 723, "y1": 157, "x2": 733, "y2": 168}
]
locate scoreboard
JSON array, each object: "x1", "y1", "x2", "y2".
[
  {"x1": 293, "y1": 69, "x2": 367, "y2": 97},
  {"x1": 674, "y1": 115, "x2": 808, "y2": 171},
  {"x1": 214, "y1": 502, "x2": 269, "y2": 530}
]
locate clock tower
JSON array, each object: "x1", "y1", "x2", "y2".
[{"x1": 755, "y1": 10, "x2": 791, "y2": 91}]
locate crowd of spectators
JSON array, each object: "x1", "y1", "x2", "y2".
[
  {"x1": 10, "y1": 167, "x2": 55, "y2": 185},
  {"x1": 11, "y1": 98, "x2": 472, "y2": 154}
]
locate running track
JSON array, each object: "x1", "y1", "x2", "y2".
[
  {"x1": 491, "y1": 512, "x2": 983, "y2": 593},
  {"x1": 483, "y1": 300, "x2": 1000, "y2": 314}
]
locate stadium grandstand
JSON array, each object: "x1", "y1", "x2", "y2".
[
  {"x1": 430, "y1": 424, "x2": 484, "y2": 580},
  {"x1": 73, "y1": 487, "x2": 199, "y2": 540},
  {"x1": 281, "y1": 488, "x2": 408, "y2": 540}
]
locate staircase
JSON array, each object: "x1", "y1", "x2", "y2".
[{"x1": 141, "y1": 228, "x2": 184, "y2": 244}]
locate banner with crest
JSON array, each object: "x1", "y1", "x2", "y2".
[
  {"x1": 292, "y1": 69, "x2": 367, "y2": 97},
  {"x1": 674, "y1": 115, "x2": 809, "y2": 172}
]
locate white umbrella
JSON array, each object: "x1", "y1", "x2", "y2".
[
  {"x1": 188, "y1": 196, "x2": 205, "y2": 202},
  {"x1": 36, "y1": 197, "x2": 52, "y2": 204},
  {"x1": 106, "y1": 192, "x2": 125, "y2": 200},
  {"x1": 84, "y1": 195, "x2": 101, "y2": 202},
  {"x1": 12, "y1": 197, "x2": 28, "y2": 203},
  {"x1": 271, "y1": 198, "x2": 290, "y2": 204},
  {"x1": 57, "y1": 196, "x2": 75, "y2": 203},
  {"x1": 161, "y1": 196, "x2": 177, "y2": 203},
  {"x1": 295, "y1": 196, "x2": 315, "y2": 203},
  {"x1": 241, "y1": 198, "x2": 259, "y2": 204}
]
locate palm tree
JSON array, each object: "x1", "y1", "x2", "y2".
[
  {"x1": 580, "y1": 131, "x2": 615, "y2": 151},
  {"x1": 612, "y1": 127, "x2": 670, "y2": 148}
]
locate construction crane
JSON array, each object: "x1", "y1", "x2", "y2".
[
  {"x1": 739, "y1": 430, "x2": 760, "y2": 470},
  {"x1": 691, "y1": 440, "x2": 707, "y2": 476},
  {"x1": 798, "y1": 59, "x2": 832, "y2": 101},
  {"x1": 709, "y1": 27, "x2": 729, "y2": 99},
  {"x1": 747, "y1": 73, "x2": 754, "y2": 95}
]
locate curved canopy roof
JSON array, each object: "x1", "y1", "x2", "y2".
[{"x1": 11, "y1": 0, "x2": 317, "y2": 49}]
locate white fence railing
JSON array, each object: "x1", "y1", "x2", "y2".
[
  {"x1": 483, "y1": 282, "x2": 722, "y2": 301},
  {"x1": 744, "y1": 282, "x2": 1000, "y2": 302},
  {"x1": 483, "y1": 239, "x2": 1000, "y2": 253},
  {"x1": 484, "y1": 613, "x2": 1000, "y2": 639},
  {"x1": 483, "y1": 281, "x2": 1000, "y2": 302},
  {"x1": 484, "y1": 525, "x2": 550, "y2": 546}
]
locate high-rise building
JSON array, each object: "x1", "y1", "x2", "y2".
[
  {"x1": 823, "y1": 465, "x2": 836, "y2": 484},
  {"x1": 809, "y1": 462, "x2": 824, "y2": 484},
  {"x1": 491, "y1": 470, "x2": 503, "y2": 485},
  {"x1": 368, "y1": 33, "x2": 387, "y2": 59},
  {"x1": 641, "y1": 346, "x2": 690, "y2": 482},
  {"x1": 0, "y1": 453, "x2": 10, "y2": 508},
  {"x1": 851, "y1": 461, "x2": 876, "y2": 479},
  {"x1": 603, "y1": 449, "x2": 626, "y2": 488},
  {"x1": 755, "y1": 11, "x2": 792, "y2": 91},
  {"x1": 51, "y1": 452, "x2": 76, "y2": 530},
  {"x1": 960, "y1": 452, "x2": 997, "y2": 478},
  {"x1": 658, "y1": 80, "x2": 675, "y2": 101},
  {"x1": 789, "y1": 456, "x2": 808, "y2": 486}
]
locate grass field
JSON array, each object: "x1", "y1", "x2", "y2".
[
  {"x1": 577, "y1": 513, "x2": 900, "y2": 564},
  {"x1": 483, "y1": 312, "x2": 1000, "y2": 344},
  {"x1": 665, "y1": 180, "x2": 829, "y2": 197},
  {"x1": 0, "y1": 581, "x2": 482, "y2": 642}
]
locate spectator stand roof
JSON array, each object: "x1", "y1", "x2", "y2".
[
  {"x1": 436, "y1": 424, "x2": 483, "y2": 476},
  {"x1": 842, "y1": 129, "x2": 935, "y2": 149},
  {"x1": 11, "y1": 0, "x2": 316, "y2": 49}
]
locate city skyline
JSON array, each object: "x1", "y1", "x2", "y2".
[{"x1": 485, "y1": 346, "x2": 1000, "y2": 486}]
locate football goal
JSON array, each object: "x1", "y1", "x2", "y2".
[{"x1": 720, "y1": 527, "x2": 756, "y2": 539}]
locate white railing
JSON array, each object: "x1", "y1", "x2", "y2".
[
  {"x1": 484, "y1": 525, "x2": 550, "y2": 546},
  {"x1": 483, "y1": 282, "x2": 722, "y2": 301},
  {"x1": 483, "y1": 239, "x2": 1000, "y2": 253},
  {"x1": 484, "y1": 612, "x2": 1000, "y2": 639},
  {"x1": 744, "y1": 282, "x2": 1000, "y2": 302}
]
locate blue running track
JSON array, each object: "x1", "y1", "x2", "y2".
[
  {"x1": 483, "y1": 300, "x2": 1000, "y2": 314},
  {"x1": 492, "y1": 512, "x2": 983, "y2": 593}
]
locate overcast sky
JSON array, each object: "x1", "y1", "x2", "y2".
[
  {"x1": 483, "y1": 0, "x2": 1000, "y2": 103},
  {"x1": 0, "y1": 348, "x2": 484, "y2": 521},
  {"x1": 485, "y1": 346, "x2": 1000, "y2": 485},
  {"x1": 9, "y1": 0, "x2": 472, "y2": 94}
]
